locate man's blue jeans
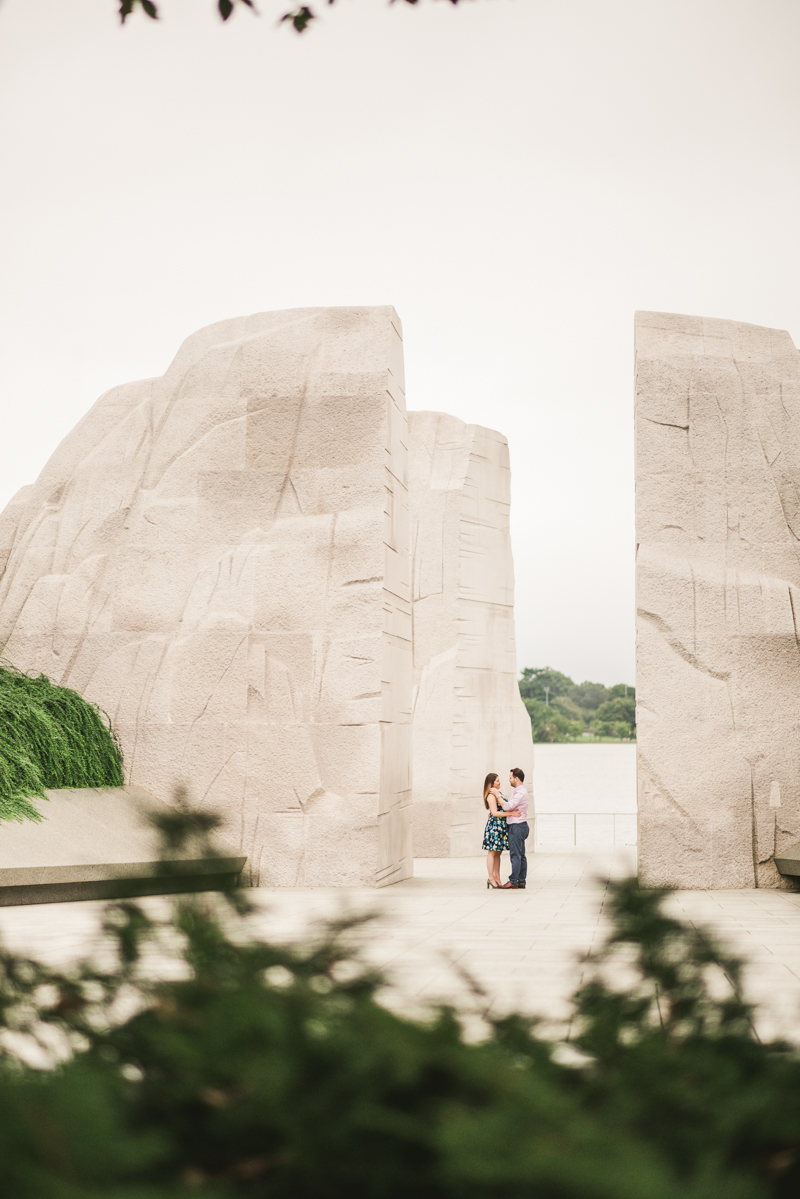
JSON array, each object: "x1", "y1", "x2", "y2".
[{"x1": 508, "y1": 821, "x2": 529, "y2": 885}]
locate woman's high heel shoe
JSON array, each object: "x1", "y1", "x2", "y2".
[{"x1": 487, "y1": 880, "x2": 500, "y2": 889}]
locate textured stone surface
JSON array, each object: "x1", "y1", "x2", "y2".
[
  {"x1": 0, "y1": 786, "x2": 246, "y2": 905},
  {"x1": 407, "y1": 412, "x2": 534, "y2": 857},
  {"x1": 0, "y1": 307, "x2": 412, "y2": 888},
  {"x1": 636, "y1": 311, "x2": 800, "y2": 889}
]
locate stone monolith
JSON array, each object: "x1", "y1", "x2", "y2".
[
  {"x1": 636, "y1": 311, "x2": 800, "y2": 888},
  {"x1": 408, "y1": 412, "x2": 534, "y2": 857},
  {"x1": 0, "y1": 307, "x2": 412, "y2": 888}
]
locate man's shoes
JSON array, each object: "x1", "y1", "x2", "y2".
[{"x1": 501, "y1": 881, "x2": 527, "y2": 889}]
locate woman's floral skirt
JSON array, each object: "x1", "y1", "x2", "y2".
[{"x1": 482, "y1": 813, "x2": 509, "y2": 852}]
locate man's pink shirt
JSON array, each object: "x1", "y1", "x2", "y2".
[{"x1": 502, "y1": 785, "x2": 529, "y2": 824}]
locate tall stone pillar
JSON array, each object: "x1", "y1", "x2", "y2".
[
  {"x1": 407, "y1": 412, "x2": 534, "y2": 857},
  {"x1": 0, "y1": 307, "x2": 412, "y2": 888},
  {"x1": 636, "y1": 311, "x2": 800, "y2": 888}
]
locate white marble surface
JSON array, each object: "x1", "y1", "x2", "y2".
[
  {"x1": 407, "y1": 411, "x2": 534, "y2": 858},
  {"x1": 0, "y1": 307, "x2": 535, "y2": 889},
  {"x1": 0, "y1": 307, "x2": 413, "y2": 890},
  {"x1": 533, "y1": 744, "x2": 637, "y2": 813},
  {"x1": 1, "y1": 850, "x2": 799, "y2": 1044},
  {"x1": 533, "y1": 743, "x2": 636, "y2": 848},
  {"x1": 636, "y1": 311, "x2": 800, "y2": 889},
  {"x1": 0, "y1": 785, "x2": 244, "y2": 888}
]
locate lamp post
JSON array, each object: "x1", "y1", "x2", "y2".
[{"x1": 544, "y1": 686, "x2": 550, "y2": 707}]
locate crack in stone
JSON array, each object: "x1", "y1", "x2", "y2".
[
  {"x1": 644, "y1": 417, "x2": 689, "y2": 431},
  {"x1": 637, "y1": 608, "x2": 730, "y2": 682}
]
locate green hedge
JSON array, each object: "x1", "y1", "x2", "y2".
[
  {"x1": 0, "y1": 807, "x2": 796, "y2": 1198},
  {"x1": 0, "y1": 661, "x2": 124, "y2": 822}
]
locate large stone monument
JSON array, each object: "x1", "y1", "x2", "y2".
[
  {"x1": 636, "y1": 311, "x2": 800, "y2": 889},
  {"x1": 0, "y1": 307, "x2": 412, "y2": 888},
  {"x1": 408, "y1": 412, "x2": 534, "y2": 856},
  {"x1": 0, "y1": 306, "x2": 532, "y2": 886}
]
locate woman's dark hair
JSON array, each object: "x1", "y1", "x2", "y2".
[{"x1": 483, "y1": 773, "x2": 499, "y2": 810}]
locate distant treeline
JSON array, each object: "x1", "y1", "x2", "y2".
[{"x1": 519, "y1": 667, "x2": 636, "y2": 743}]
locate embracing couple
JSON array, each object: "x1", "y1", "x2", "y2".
[{"x1": 482, "y1": 769, "x2": 529, "y2": 890}]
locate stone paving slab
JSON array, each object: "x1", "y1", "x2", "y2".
[{"x1": 0, "y1": 849, "x2": 797, "y2": 1042}]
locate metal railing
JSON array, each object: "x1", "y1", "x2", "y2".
[{"x1": 534, "y1": 812, "x2": 637, "y2": 848}]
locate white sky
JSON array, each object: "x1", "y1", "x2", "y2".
[{"x1": 2, "y1": 0, "x2": 800, "y2": 687}]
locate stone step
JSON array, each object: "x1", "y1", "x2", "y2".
[
  {"x1": 0, "y1": 786, "x2": 246, "y2": 906},
  {"x1": 775, "y1": 843, "x2": 800, "y2": 879}
]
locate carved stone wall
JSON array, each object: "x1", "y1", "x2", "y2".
[
  {"x1": 0, "y1": 307, "x2": 412, "y2": 888},
  {"x1": 636, "y1": 311, "x2": 800, "y2": 888},
  {"x1": 408, "y1": 412, "x2": 534, "y2": 857}
]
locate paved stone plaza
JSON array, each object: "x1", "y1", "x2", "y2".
[{"x1": 0, "y1": 848, "x2": 799, "y2": 1043}]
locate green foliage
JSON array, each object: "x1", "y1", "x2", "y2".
[
  {"x1": 568, "y1": 680, "x2": 609, "y2": 711},
  {"x1": 519, "y1": 667, "x2": 636, "y2": 741},
  {"x1": 0, "y1": 813, "x2": 796, "y2": 1196},
  {"x1": 524, "y1": 697, "x2": 585, "y2": 743},
  {"x1": 0, "y1": 661, "x2": 124, "y2": 823},
  {"x1": 572, "y1": 879, "x2": 800, "y2": 1196},
  {"x1": 596, "y1": 695, "x2": 636, "y2": 729},
  {"x1": 519, "y1": 666, "x2": 576, "y2": 703},
  {"x1": 552, "y1": 694, "x2": 588, "y2": 722}
]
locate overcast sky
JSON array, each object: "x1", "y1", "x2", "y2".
[{"x1": 2, "y1": 0, "x2": 799, "y2": 687}]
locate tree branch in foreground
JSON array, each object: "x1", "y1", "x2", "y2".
[{"x1": 119, "y1": 0, "x2": 466, "y2": 33}]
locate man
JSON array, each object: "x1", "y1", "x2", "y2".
[{"x1": 500, "y1": 768, "x2": 529, "y2": 889}]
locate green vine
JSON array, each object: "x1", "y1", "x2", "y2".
[{"x1": 0, "y1": 661, "x2": 124, "y2": 823}]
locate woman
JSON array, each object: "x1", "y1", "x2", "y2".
[{"x1": 482, "y1": 772, "x2": 508, "y2": 889}]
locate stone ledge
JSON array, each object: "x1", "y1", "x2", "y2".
[
  {"x1": 0, "y1": 785, "x2": 246, "y2": 906},
  {"x1": 775, "y1": 844, "x2": 800, "y2": 878}
]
